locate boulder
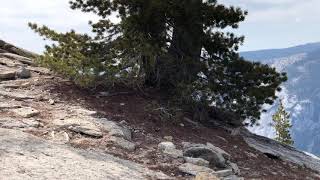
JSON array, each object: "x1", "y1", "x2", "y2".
[
  {"x1": 241, "y1": 128, "x2": 320, "y2": 173},
  {"x1": 158, "y1": 142, "x2": 176, "y2": 151},
  {"x1": 96, "y1": 118, "x2": 132, "y2": 140},
  {"x1": 183, "y1": 143, "x2": 227, "y2": 168},
  {"x1": 109, "y1": 136, "x2": 136, "y2": 151},
  {"x1": 52, "y1": 118, "x2": 103, "y2": 138},
  {"x1": 163, "y1": 136, "x2": 173, "y2": 142},
  {"x1": 16, "y1": 66, "x2": 31, "y2": 79},
  {"x1": 206, "y1": 142, "x2": 231, "y2": 160}
]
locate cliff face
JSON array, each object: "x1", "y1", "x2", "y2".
[
  {"x1": 1, "y1": 39, "x2": 320, "y2": 179},
  {"x1": 242, "y1": 43, "x2": 320, "y2": 156}
]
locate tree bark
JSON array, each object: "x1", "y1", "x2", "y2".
[{"x1": 168, "y1": 0, "x2": 203, "y2": 82}]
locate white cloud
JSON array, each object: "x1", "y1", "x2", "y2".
[
  {"x1": 220, "y1": 0, "x2": 320, "y2": 23},
  {"x1": 0, "y1": 0, "x2": 99, "y2": 53},
  {"x1": 0, "y1": 0, "x2": 319, "y2": 52}
]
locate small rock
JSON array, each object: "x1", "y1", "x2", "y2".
[
  {"x1": 214, "y1": 169, "x2": 233, "y2": 178},
  {"x1": 158, "y1": 142, "x2": 176, "y2": 151},
  {"x1": 223, "y1": 175, "x2": 244, "y2": 180},
  {"x1": 195, "y1": 172, "x2": 220, "y2": 180},
  {"x1": 11, "y1": 107, "x2": 40, "y2": 118},
  {"x1": 182, "y1": 142, "x2": 192, "y2": 149},
  {"x1": 21, "y1": 119, "x2": 40, "y2": 128},
  {"x1": 184, "y1": 157, "x2": 210, "y2": 167},
  {"x1": 184, "y1": 117, "x2": 200, "y2": 127},
  {"x1": 180, "y1": 123, "x2": 185, "y2": 127},
  {"x1": 178, "y1": 163, "x2": 215, "y2": 176},
  {"x1": 229, "y1": 163, "x2": 240, "y2": 175},
  {"x1": 48, "y1": 99, "x2": 55, "y2": 105},
  {"x1": 50, "y1": 131, "x2": 70, "y2": 144},
  {"x1": 99, "y1": 92, "x2": 109, "y2": 96},
  {"x1": 109, "y1": 136, "x2": 136, "y2": 151},
  {"x1": 244, "y1": 151, "x2": 258, "y2": 158},
  {"x1": 164, "y1": 136, "x2": 173, "y2": 142},
  {"x1": 158, "y1": 142, "x2": 183, "y2": 158},
  {"x1": 73, "y1": 108, "x2": 97, "y2": 116},
  {"x1": 271, "y1": 172, "x2": 278, "y2": 175},
  {"x1": 16, "y1": 67, "x2": 31, "y2": 79}
]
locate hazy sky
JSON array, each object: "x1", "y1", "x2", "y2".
[{"x1": 1, "y1": 0, "x2": 320, "y2": 53}]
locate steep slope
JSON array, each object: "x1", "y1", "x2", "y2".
[
  {"x1": 1, "y1": 39, "x2": 320, "y2": 179},
  {"x1": 241, "y1": 43, "x2": 320, "y2": 156}
]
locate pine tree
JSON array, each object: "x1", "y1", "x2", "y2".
[
  {"x1": 272, "y1": 101, "x2": 294, "y2": 145},
  {"x1": 29, "y1": 0, "x2": 287, "y2": 125}
]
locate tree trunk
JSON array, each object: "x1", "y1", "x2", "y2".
[{"x1": 168, "y1": 0, "x2": 203, "y2": 83}]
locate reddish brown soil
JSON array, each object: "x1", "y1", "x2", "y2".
[{"x1": 45, "y1": 79, "x2": 320, "y2": 180}]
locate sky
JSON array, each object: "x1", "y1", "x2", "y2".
[{"x1": 1, "y1": 0, "x2": 320, "y2": 53}]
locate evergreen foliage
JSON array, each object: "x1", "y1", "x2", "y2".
[
  {"x1": 272, "y1": 100, "x2": 294, "y2": 145},
  {"x1": 29, "y1": 0, "x2": 287, "y2": 124}
]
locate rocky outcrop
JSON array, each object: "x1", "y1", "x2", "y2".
[
  {"x1": 0, "y1": 39, "x2": 37, "y2": 58},
  {"x1": 157, "y1": 140, "x2": 243, "y2": 180},
  {"x1": 52, "y1": 118, "x2": 104, "y2": 138},
  {"x1": 241, "y1": 128, "x2": 320, "y2": 173},
  {"x1": 0, "y1": 128, "x2": 169, "y2": 180},
  {"x1": 0, "y1": 68, "x2": 16, "y2": 80},
  {"x1": 0, "y1": 44, "x2": 170, "y2": 179},
  {"x1": 1, "y1": 39, "x2": 319, "y2": 179}
]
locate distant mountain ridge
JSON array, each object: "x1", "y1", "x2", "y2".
[
  {"x1": 242, "y1": 42, "x2": 320, "y2": 61},
  {"x1": 241, "y1": 42, "x2": 320, "y2": 155}
]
